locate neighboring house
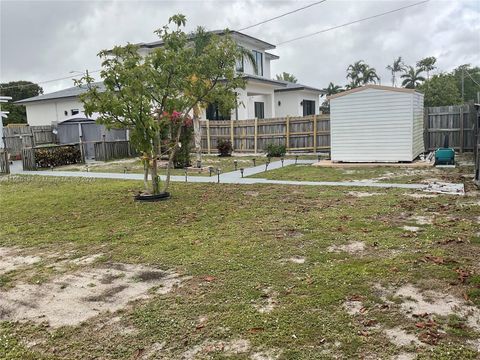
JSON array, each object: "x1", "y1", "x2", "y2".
[
  {"x1": 17, "y1": 31, "x2": 324, "y2": 125},
  {"x1": 328, "y1": 85, "x2": 424, "y2": 162}
]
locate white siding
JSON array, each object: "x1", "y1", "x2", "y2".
[
  {"x1": 412, "y1": 92, "x2": 425, "y2": 158},
  {"x1": 330, "y1": 88, "x2": 419, "y2": 162},
  {"x1": 25, "y1": 98, "x2": 84, "y2": 126},
  {"x1": 275, "y1": 90, "x2": 320, "y2": 117}
]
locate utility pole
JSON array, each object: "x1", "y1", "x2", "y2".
[{"x1": 461, "y1": 68, "x2": 465, "y2": 102}]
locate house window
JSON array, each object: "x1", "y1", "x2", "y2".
[
  {"x1": 254, "y1": 102, "x2": 265, "y2": 119},
  {"x1": 252, "y1": 50, "x2": 263, "y2": 76},
  {"x1": 206, "y1": 103, "x2": 231, "y2": 120},
  {"x1": 302, "y1": 100, "x2": 315, "y2": 116},
  {"x1": 71, "y1": 109, "x2": 79, "y2": 115}
]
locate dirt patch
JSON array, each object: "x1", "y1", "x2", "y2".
[
  {"x1": 182, "y1": 338, "x2": 250, "y2": 359},
  {"x1": 253, "y1": 288, "x2": 277, "y2": 314},
  {"x1": 0, "y1": 262, "x2": 183, "y2": 327},
  {"x1": 343, "y1": 300, "x2": 364, "y2": 315},
  {"x1": 384, "y1": 327, "x2": 422, "y2": 347},
  {"x1": 244, "y1": 191, "x2": 260, "y2": 197},
  {"x1": 405, "y1": 193, "x2": 438, "y2": 199},
  {"x1": 280, "y1": 256, "x2": 305, "y2": 264},
  {"x1": 409, "y1": 215, "x2": 434, "y2": 225},
  {"x1": 70, "y1": 254, "x2": 104, "y2": 266},
  {"x1": 347, "y1": 191, "x2": 382, "y2": 198},
  {"x1": 0, "y1": 247, "x2": 41, "y2": 275},
  {"x1": 393, "y1": 352, "x2": 416, "y2": 360},
  {"x1": 250, "y1": 350, "x2": 281, "y2": 360},
  {"x1": 402, "y1": 226, "x2": 420, "y2": 232},
  {"x1": 139, "y1": 341, "x2": 166, "y2": 359},
  {"x1": 328, "y1": 241, "x2": 365, "y2": 254},
  {"x1": 136, "y1": 270, "x2": 167, "y2": 282}
]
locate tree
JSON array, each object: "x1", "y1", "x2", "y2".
[
  {"x1": 418, "y1": 73, "x2": 462, "y2": 107},
  {"x1": 401, "y1": 66, "x2": 425, "y2": 89},
  {"x1": 320, "y1": 82, "x2": 344, "y2": 114},
  {"x1": 275, "y1": 72, "x2": 297, "y2": 83},
  {"x1": 416, "y1": 56, "x2": 437, "y2": 80},
  {"x1": 386, "y1": 56, "x2": 405, "y2": 87},
  {"x1": 452, "y1": 64, "x2": 480, "y2": 102},
  {"x1": 78, "y1": 14, "x2": 248, "y2": 196},
  {"x1": 0, "y1": 81, "x2": 43, "y2": 125},
  {"x1": 346, "y1": 60, "x2": 380, "y2": 88}
]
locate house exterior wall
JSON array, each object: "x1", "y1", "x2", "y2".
[
  {"x1": 330, "y1": 88, "x2": 418, "y2": 162},
  {"x1": 235, "y1": 39, "x2": 272, "y2": 79},
  {"x1": 25, "y1": 98, "x2": 84, "y2": 126},
  {"x1": 275, "y1": 90, "x2": 320, "y2": 117}
]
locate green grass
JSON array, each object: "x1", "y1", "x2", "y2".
[{"x1": 0, "y1": 176, "x2": 479, "y2": 359}]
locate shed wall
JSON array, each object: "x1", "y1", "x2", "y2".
[
  {"x1": 330, "y1": 88, "x2": 415, "y2": 162},
  {"x1": 412, "y1": 92, "x2": 425, "y2": 157}
]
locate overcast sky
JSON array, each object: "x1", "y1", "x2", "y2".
[{"x1": 1, "y1": 0, "x2": 479, "y2": 94}]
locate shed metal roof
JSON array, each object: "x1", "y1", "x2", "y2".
[{"x1": 327, "y1": 84, "x2": 421, "y2": 100}]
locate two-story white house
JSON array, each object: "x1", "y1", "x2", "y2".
[{"x1": 17, "y1": 31, "x2": 324, "y2": 125}]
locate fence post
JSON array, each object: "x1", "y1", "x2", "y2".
[
  {"x1": 102, "y1": 134, "x2": 107, "y2": 161},
  {"x1": 79, "y1": 135, "x2": 85, "y2": 163},
  {"x1": 206, "y1": 120, "x2": 211, "y2": 155},
  {"x1": 459, "y1": 106, "x2": 464, "y2": 153},
  {"x1": 285, "y1": 116, "x2": 290, "y2": 151},
  {"x1": 230, "y1": 118, "x2": 234, "y2": 151},
  {"x1": 424, "y1": 108, "x2": 429, "y2": 152},
  {"x1": 254, "y1": 117, "x2": 258, "y2": 154},
  {"x1": 313, "y1": 115, "x2": 317, "y2": 153}
]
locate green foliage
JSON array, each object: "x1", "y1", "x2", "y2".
[
  {"x1": 265, "y1": 143, "x2": 286, "y2": 157},
  {"x1": 173, "y1": 125, "x2": 193, "y2": 168},
  {"x1": 216, "y1": 139, "x2": 232, "y2": 157},
  {"x1": 346, "y1": 60, "x2": 379, "y2": 88},
  {"x1": 401, "y1": 66, "x2": 425, "y2": 89},
  {"x1": 418, "y1": 73, "x2": 462, "y2": 107},
  {"x1": 385, "y1": 56, "x2": 405, "y2": 86},
  {"x1": 77, "y1": 14, "x2": 248, "y2": 195},
  {"x1": 417, "y1": 56, "x2": 437, "y2": 79},
  {"x1": 0, "y1": 81, "x2": 43, "y2": 125},
  {"x1": 35, "y1": 146, "x2": 82, "y2": 168},
  {"x1": 275, "y1": 72, "x2": 297, "y2": 83},
  {"x1": 452, "y1": 64, "x2": 480, "y2": 102}
]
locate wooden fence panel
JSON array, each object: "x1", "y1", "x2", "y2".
[
  {"x1": 199, "y1": 115, "x2": 331, "y2": 154},
  {"x1": 94, "y1": 141, "x2": 135, "y2": 161},
  {"x1": 0, "y1": 149, "x2": 10, "y2": 174},
  {"x1": 3, "y1": 125, "x2": 56, "y2": 158}
]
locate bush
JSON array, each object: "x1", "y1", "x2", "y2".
[
  {"x1": 35, "y1": 145, "x2": 82, "y2": 168},
  {"x1": 217, "y1": 139, "x2": 233, "y2": 157},
  {"x1": 173, "y1": 125, "x2": 193, "y2": 168},
  {"x1": 265, "y1": 143, "x2": 286, "y2": 157}
]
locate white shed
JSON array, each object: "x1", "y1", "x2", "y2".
[{"x1": 328, "y1": 85, "x2": 424, "y2": 162}]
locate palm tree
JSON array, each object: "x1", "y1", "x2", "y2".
[
  {"x1": 322, "y1": 82, "x2": 344, "y2": 97},
  {"x1": 276, "y1": 72, "x2": 297, "y2": 83},
  {"x1": 416, "y1": 56, "x2": 436, "y2": 80},
  {"x1": 401, "y1": 66, "x2": 425, "y2": 89},
  {"x1": 346, "y1": 60, "x2": 366, "y2": 88},
  {"x1": 386, "y1": 56, "x2": 405, "y2": 87},
  {"x1": 347, "y1": 60, "x2": 380, "y2": 88}
]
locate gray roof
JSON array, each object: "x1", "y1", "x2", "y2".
[
  {"x1": 15, "y1": 82, "x2": 104, "y2": 104},
  {"x1": 138, "y1": 30, "x2": 276, "y2": 50},
  {"x1": 274, "y1": 80, "x2": 325, "y2": 93}
]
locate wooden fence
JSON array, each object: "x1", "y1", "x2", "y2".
[
  {"x1": 199, "y1": 114, "x2": 330, "y2": 153},
  {"x1": 3, "y1": 125, "x2": 56, "y2": 158},
  {"x1": 424, "y1": 103, "x2": 477, "y2": 152},
  {"x1": 94, "y1": 140, "x2": 136, "y2": 161},
  {"x1": 0, "y1": 149, "x2": 9, "y2": 174},
  {"x1": 22, "y1": 144, "x2": 84, "y2": 171}
]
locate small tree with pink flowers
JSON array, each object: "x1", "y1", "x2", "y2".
[{"x1": 78, "y1": 14, "x2": 249, "y2": 196}]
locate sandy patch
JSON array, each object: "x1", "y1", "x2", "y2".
[
  {"x1": 250, "y1": 350, "x2": 281, "y2": 360},
  {"x1": 280, "y1": 256, "x2": 305, "y2": 264},
  {"x1": 253, "y1": 288, "x2": 277, "y2": 314},
  {"x1": 466, "y1": 339, "x2": 480, "y2": 352},
  {"x1": 0, "y1": 263, "x2": 183, "y2": 327},
  {"x1": 0, "y1": 247, "x2": 41, "y2": 275},
  {"x1": 384, "y1": 327, "x2": 422, "y2": 347},
  {"x1": 405, "y1": 193, "x2": 438, "y2": 199},
  {"x1": 392, "y1": 353, "x2": 416, "y2": 360},
  {"x1": 402, "y1": 226, "x2": 420, "y2": 232},
  {"x1": 328, "y1": 241, "x2": 365, "y2": 254},
  {"x1": 70, "y1": 253, "x2": 104, "y2": 266},
  {"x1": 244, "y1": 191, "x2": 260, "y2": 197},
  {"x1": 140, "y1": 341, "x2": 166, "y2": 359},
  {"x1": 409, "y1": 215, "x2": 433, "y2": 225},
  {"x1": 348, "y1": 191, "x2": 382, "y2": 198},
  {"x1": 182, "y1": 339, "x2": 250, "y2": 359},
  {"x1": 343, "y1": 300, "x2": 364, "y2": 316}
]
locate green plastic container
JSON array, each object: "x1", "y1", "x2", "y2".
[{"x1": 435, "y1": 148, "x2": 455, "y2": 165}]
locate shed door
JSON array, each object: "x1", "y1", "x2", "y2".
[{"x1": 81, "y1": 123, "x2": 101, "y2": 159}]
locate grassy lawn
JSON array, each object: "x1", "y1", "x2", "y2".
[{"x1": 0, "y1": 176, "x2": 479, "y2": 359}]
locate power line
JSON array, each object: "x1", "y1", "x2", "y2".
[
  {"x1": 0, "y1": 70, "x2": 101, "y2": 91},
  {"x1": 236, "y1": 0, "x2": 328, "y2": 31},
  {"x1": 276, "y1": 0, "x2": 430, "y2": 46},
  {"x1": 465, "y1": 70, "x2": 480, "y2": 88}
]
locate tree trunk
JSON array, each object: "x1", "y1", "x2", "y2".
[
  {"x1": 193, "y1": 106, "x2": 202, "y2": 168},
  {"x1": 151, "y1": 137, "x2": 161, "y2": 195},
  {"x1": 143, "y1": 154, "x2": 149, "y2": 192},
  {"x1": 161, "y1": 125, "x2": 183, "y2": 194}
]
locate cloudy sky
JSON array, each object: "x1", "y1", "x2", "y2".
[{"x1": 1, "y1": 0, "x2": 479, "y2": 93}]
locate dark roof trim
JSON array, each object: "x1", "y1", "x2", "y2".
[
  {"x1": 265, "y1": 52, "x2": 280, "y2": 60},
  {"x1": 15, "y1": 82, "x2": 104, "y2": 104},
  {"x1": 275, "y1": 86, "x2": 324, "y2": 93},
  {"x1": 243, "y1": 75, "x2": 287, "y2": 87}
]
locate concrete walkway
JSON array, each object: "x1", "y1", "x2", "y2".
[{"x1": 7, "y1": 159, "x2": 444, "y2": 191}]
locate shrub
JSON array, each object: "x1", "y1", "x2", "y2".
[
  {"x1": 173, "y1": 125, "x2": 193, "y2": 168},
  {"x1": 217, "y1": 139, "x2": 233, "y2": 157},
  {"x1": 265, "y1": 143, "x2": 286, "y2": 157},
  {"x1": 35, "y1": 145, "x2": 82, "y2": 168}
]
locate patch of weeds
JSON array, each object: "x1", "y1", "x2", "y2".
[
  {"x1": 466, "y1": 288, "x2": 480, "y2": 306},
  {"x1": 135, "y1": 270, "x2": 166, "y2": 282}
]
